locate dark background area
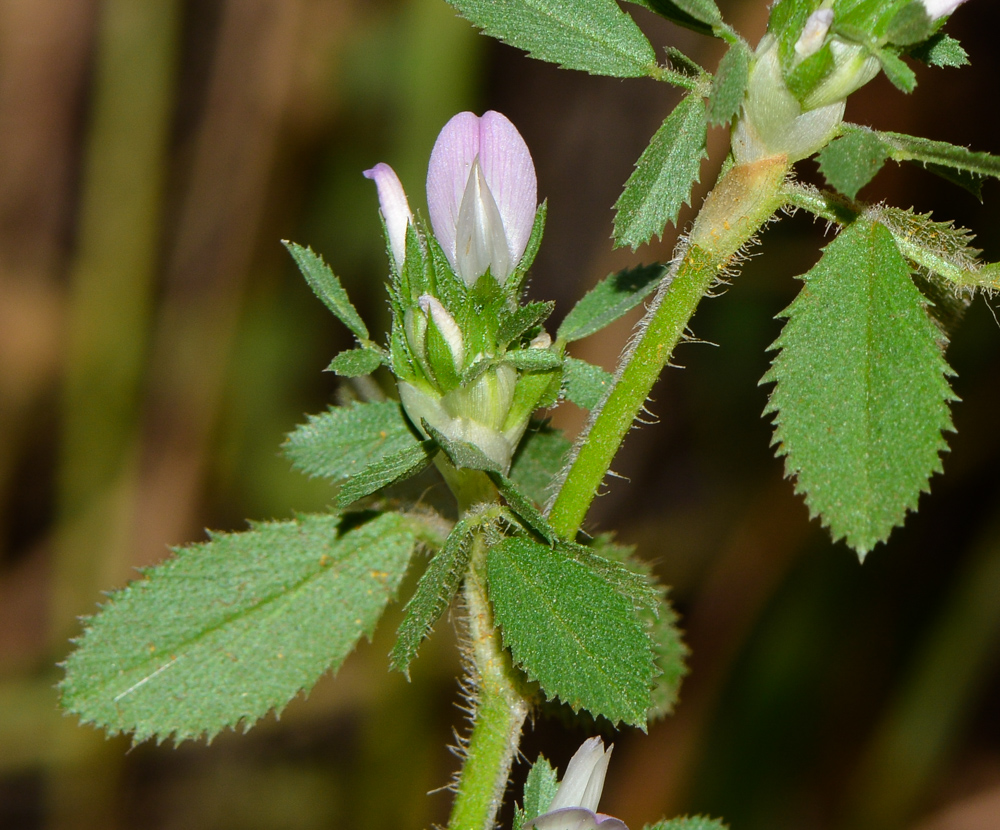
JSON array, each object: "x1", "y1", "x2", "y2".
[{"x1": 1, "y1": 1, "x2": 999, "y2": 829}]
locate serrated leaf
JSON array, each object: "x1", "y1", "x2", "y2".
[
  {"x1": 877, "y1": 48, "x2": 917, "y2": 93},
  {"x1": 335, "y1": 442, "x2": 435, "y2": 507},
  {"x1": 908, "y1": 33, "x2": 968, "y2": 68},
  {"x1": 505, "y1": 348, "x2": 563, "y2": 372},
  {"x1": 497, "y1": 301, "x2": 555, "y2": 348},
  {"x1": 708, "y1": 41, "x2": 750, "y2": 126},
  {"x1": 284, "y1": 401, "x2": 423, "y2": 484},
  {"x1": 762, "y1": 220, "x2": 956, "y2": 556},
  {"x1": 487, "y1": 537, "x2": 654, "y2": 725},
  {"x1": 817, "y1": 129, "x2": 890, "y2": 199},
  {"x1": 390, "y1": 515, "x2": 480, "y2": 675},
  {"x1": 875, "y1": 206, "x2": 982, "y2": 291},
  {"x1": 514, "y1": 756, "x2": 559, "y2": 828},
  {"x1": 887, "y1": 0, "x2": 933, "y2": 46},
  {"x1": 509, "y1": 202, "x2": 548, "y2": 290},
  {"x1": 446, "y1": 0, "x2": 657, "y2": 78},
  {"x1": 559, "y1": 263, "x2": 667, "y2": 342},
  {"x1": 614, "y1": 95, "x2": 708, "y2": 249},
  {"x1": 562, "y1": 357, "x2": 614, "y2": 411},
  {"x1": 663, "y1": 46, "x2": 707, "y2": 77},
  {"x1": 325, "y1": 348, "x2": 385, "y2": 377},
  {"x1": 644, "y1": 817, "x2": 729, "y2": 830},
  {"x1": 588, "y1": 535, "x2": 687, "y2": 719},
  {"x1": 283, "y1": 241, "x2": 368, "y2": 340},
  {"x1": 626, "y1": 0, "x2": 719, "y2": 36},
  {"x1": 509, "y1": 423, "x2": 571, "y2": 507},
  {"x1": 61, "y1": 512, "x2": 419, "y2": 742}
]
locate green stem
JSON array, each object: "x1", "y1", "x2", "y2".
[
  {"x1": 548, "y1": 155, "x2": 792, "y2": 538},
  {"x1": 435, "y1": 462, "x2": 529, "y2": 830},
  {"x1": 448, "y1": 532, "x2": 530, "y2": 830}
]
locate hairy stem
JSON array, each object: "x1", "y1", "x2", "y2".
[
  {"x1": 548, "y1": 155, "x2": 791, "y2": 538},
  {"x1": 449, "y1": 531, "x2": 530, "y2": 830}
]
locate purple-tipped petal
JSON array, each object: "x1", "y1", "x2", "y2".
[
  {"x1": 478, "y1": 110, "x2": 537, "y2": 267},
  {"x1": 364, "y1": 162, "x2": 412, "y2": 270},
  {"x1": 427, "y1": 112, "x2": 481, "y2": 267},
  {"x1": 525, "y1": 808, "x2": 629, "y2": 830}
]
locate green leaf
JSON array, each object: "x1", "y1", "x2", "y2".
[
  {"x1": 508, "y1": 423, "x2": 571, "y2": 507},
  {"x1": 509, "y1": 202, "x2": 548, "y2": 289},
  {"x1": 785, "y1": 45, "x2": 835, "y2": 104},
  {"x1": 644, "y1": 817, "x2": 729, "y2": 830},
  {"x1": 562, "y1": 357, "x2": 613, "y2": 411},
  {"x1": 283, "y1": 241, "x2": 368, "y2": 340},
  {"x1": 284, "y1": 401, "x2": 423, "y2": 485},
  {"x1": 61, "y1": 512, "x2": 419, "y2": 742},
  {"x1": 446, "y1": 0, "x2": 657, "y2": 78},
  {"x1": 663, "y1": 45, "x2": 707, "y2": 77},
  {"x1": 390, "y1": 514, "x2": 482, "y2": 675},
  {"x1": 497, "y1": 301, "x2": 555, "y2": 348},
  {"x1": 626, "y1": 0, "x2": 720, "y2": 36},
  {"x1": 505, "y1": 348, "x2": 563, "y2": 372},
  {"x1": 817, "y1": 129, "x2": 890, "y2": 199},
  {"x1": 614, "y1": 95, "x2": 708, "y2": 249},
  {"x1": 875, "y1": 206, "x2": 983, "y2": 290},
  {"x1": 423, "y1": 421, "x2": 503, "y2": 474},
  {"x1": 589, "y1": 535, "x2": 687, "y2": 719},
  {"x1": 762, "y1": 220, "x2": 956, "y2": 557},
  {"x1": 325, "y1": 348, "x2": 385, "y2": 377},
  {"x1": 490, "y1": 472, "x2": 558, "y2": 543},
  {"x1": 514, "y1": 756, "x2": 559, "y2": 828},
  {"x1": 708, "y1": 41, "x2": 750, "y2": 126},
  {"x1": 487, "y1": 537, "x2": 654, "y2": 726},
  {"x1": 877, "y1": 48, "x2": 917, "y2": 93},
  {"x1": 887, "y1": 1, "x2": 933, "y2": 46},
  {"x1": 335, "y1": 442, "x2": 435, "y2": 507},
  {"x1": 559, "y1": 263, "x2": 667, "y2": 342},
  {"x1": 908, "y1": 33, "x2": 968, "y2": 68}
]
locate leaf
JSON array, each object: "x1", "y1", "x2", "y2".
[
  {"x1": 422, "y1": 421, "x2": 503, "y2": 474},
  {"x1": 284, "y1": 400, "x2": 423, "y2": 485},
  {"x1": 490, "y1": 472, "x2": 558, "y2": 543},
  {"x1": 509, "y1": 202, "x2": 548, "y2": 289},
  {"x1": 614, "y1": 95, "x2": 708, "y2": 249},
  {"x1": 508, "y1": 423, "x2": 571, "y2": 506},
  {"x1": 588, "y1": 535, "x2": 687, "y2": 719},
  {"x1": 558, "y1": 263, "x2": 666, "y2": 342},
  {"x1": 817, "y1": 129, "x2": 890, "y2": 199},
  {"x1": 514, "y1": 756, "x2": 559, "y2": 829},
  {"x1": 61, "y1": 512, "x2": 419, "y2": 742},
  {"x1": 876, "y1": 48, "x2": 917, "y2": 93},
  {"x1": 875, "y1": 206, "x2": 982, "y2": 290},
  {"x1": 390, "y1": 515, "x2": 481, "y2": 675},
  {"x1": 625, "y1": 0, "x2": 720, "y2": 36},
  {"x1": 335, "y1": 442, "x2": 435, "y2": 507},
  {"x1": 887, "y1": 0, "x2": 933, "y2": 46},
  {"x1": 487, "y1": 537, "x2": 654, "y2": 726},
  {"x1": 908, "y1": 33, "x2": 968, "y2": 68},
  {"x1": 644, "y1": 817, "x2": 729, "y2": 830},
  {"x1": 446, "y1": 0, "x2": 657, "y2": 78},
  {"x1": 325, "y1": 348, "x2": 385, "y2": 377},
  {"x1": 283, "y1": 241, "x2": 368, "y2": 340},
  {"x1": 505, "y1": 348, "x2": 564, "y2": 372},
  {"x1": 762, "y1": 220, "x2": 956, "y2": 557},
  {"x1": 497, "y1": 301, "x2": 555, "y2": 348},
  {"x1": 562, "y1": 357, "x2": 614, "y2": 410},
  {"x1": 708, "y1": 41, "x2": 750, "y2": 126}
]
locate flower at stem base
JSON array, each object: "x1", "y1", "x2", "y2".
[{"x1": 524, "y1": 738, "x2": 628, "y2": 830}]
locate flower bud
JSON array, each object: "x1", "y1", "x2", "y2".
[
  {"x1": 363, "y1": 162, "x2": 413, "y2": 271},
  {"x1": 418, "y1": 294, "x2": 465, "y2": 372}
]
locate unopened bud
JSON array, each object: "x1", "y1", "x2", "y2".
[
  {"x1": 794, "y1": 9, "x2": 833, "y2": 59},
  {"x1": 419, "y1": 294, "x2": 465, "y2": 371}
]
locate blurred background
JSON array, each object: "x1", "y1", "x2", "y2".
[{"x1": 1, "y1": 1, "x2": 1000, "y2": 828}]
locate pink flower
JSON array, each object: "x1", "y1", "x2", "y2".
[
  {"x1": 426, "y1": 111, "x2": 537, "y2": 285},
  {"x1": 363, "y1": 162, "x2": 413, "y2": 271},
  {"x1": 525, "y1": 738, "x2": 629, "y2": 830}
]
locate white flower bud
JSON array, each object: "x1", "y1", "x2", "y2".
[{"x1": 794, "y1": 9, "x2": 833, "y2": 59}]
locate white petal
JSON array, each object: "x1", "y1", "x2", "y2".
[
  {"x1": 363, "y1": 163, "x2": 412, "y2": 270},
  {"x1": 418, "y1": 294, "x2": 464, "y2": 369},
  {"x1": 549, "y1": 738, "x2": 611, "y2": 813},
  {"x1": 794, "y1": 9, "x2": 833, "y2": 58},
  {"x1": 454, "y1": 158, "x2": 512, "y2": 284}
]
